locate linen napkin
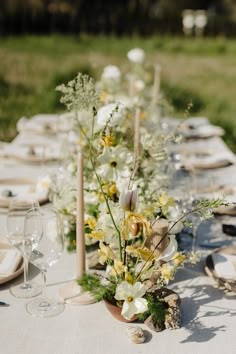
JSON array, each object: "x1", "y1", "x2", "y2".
[
  {"x1": 181, "y1": 124, "x2": 224, "y2": 139},
  {"x1": 182, "y1": 152, "x2": 235, "y2": 170},
  {"x1": 17, "y1": 114, "x2": 59, "y2": 134},
  {"x1": 0, "y1": 248, "x2": 22, "y2": 276},
  {"x1": 182, "y1": 117, "x2": 209, "y2": 128}
]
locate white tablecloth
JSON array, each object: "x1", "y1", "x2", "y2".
[{"x1": 1, "y1": 121, "x2": 236, "y2": 354}]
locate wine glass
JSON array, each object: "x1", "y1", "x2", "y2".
[
  {"x1": 25, "y1": 207, "x2": 65, "y2": 318},
  {"x1": 6, "y1": 197, "x2": 42, "y2": 298}
]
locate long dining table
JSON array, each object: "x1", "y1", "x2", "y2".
[{"x1": 1, "y1": 117, "x2": 236, "y2": 354}]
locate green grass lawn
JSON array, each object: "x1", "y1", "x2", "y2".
[{"x1": 0, "y1": 35, "x2": 236, "y2": 152}]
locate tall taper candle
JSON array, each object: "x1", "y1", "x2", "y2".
[
  {"x1": 76, "y1": 150, "x2": 85, "y2": 278},
  {"x1": 134, "y1": 107, "x2": 141, "y2": 159},
  {"x1": 128, "y1": 74, "x2": 135, "y2": 98},
  {"x1": 152, "y1": 65, "x2": 161, "y2": 104}
]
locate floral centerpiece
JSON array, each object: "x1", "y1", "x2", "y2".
[{"x1": 55, "y1": 72, "x2": 228, "y2": 328}]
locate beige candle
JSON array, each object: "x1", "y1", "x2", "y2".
[
  {"x1": 134, "y1": 107, "x2": 141, "y2": 159},
  {"x1": 76, "y1": 150, "x2": 85, "y2": 278},
  {"x1": 152, "y1": 65, "x2": 161, "y2": 104},
  {"x1": 128, "y1": 74, "x2": 135, "y2": 98}
]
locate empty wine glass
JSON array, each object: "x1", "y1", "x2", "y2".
[
  {"x1": 6, "y1": 197, "x2": 42, "y2": 298},
  {"x1": 25, "y1": 207, "x2": 65, "y2": 318}
]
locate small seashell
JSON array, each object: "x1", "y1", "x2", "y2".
[{"x1": 126, "y1": 326, "x2": 145, "y2": 344}]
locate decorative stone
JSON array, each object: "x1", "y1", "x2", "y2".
[
  {"x1": 144, "y1": 289, "x2": 181, "y2": 332},
  {"x1": 126, "y1": 326, "x2": 146, "y2": 344},
  {"x1": 144, "y1": 314, "x2": 165, "y2": 332},
  {"x1": 165, "y1": 306, "x2": 181, "y2": 330},
  {"x1": 164, "y1": 293, "x2": 181, "y2": 307}
]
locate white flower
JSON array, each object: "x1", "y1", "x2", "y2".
[
  {"x1": 36, "y1": 175, "x2": 52, "y2": 195},
  {"x1": 101, "y1": 65, "x2": 121, "y2": 82},
  {"x1": 134, "y1": 79, "x2": 145, "y2": 92},
  {"x1": 158, "y1": 235, "x2": 178, "y2": 262},
  {"x1": 119, "y1": 189, "x2": 138, "y2": 212},
  {"x1": 115, "y1": 281, "x2": 148, "y2": 320},
  {"x1": 96, "y1": 202, "x2": 123, "y2": 246},
  {"x1": 96, "y1": 103, "x2": 125, "y2": 128},
  {"x1": 97, "y1": 146, "x2": 132, "y2": 181},
  {"x1": 127, "y1": 48, "x2": 145, "y2": 64}
]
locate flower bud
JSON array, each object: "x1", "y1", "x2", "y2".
[
  {"x1": 128, "y1": 222, "x2": 140, "y2": 236},
  {"x1": 119, "y1": 189, "x2": 138, "y2": 212}
]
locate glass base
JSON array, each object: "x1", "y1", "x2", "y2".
[
  {"x1": 26, "y1": 297, "x2": 65, "y2": 318},
  {"x1": 9, "y1": 282, "x2": 42, "y2": 298}
]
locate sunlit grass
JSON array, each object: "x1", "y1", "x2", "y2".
[{"x1": 0, "y1": 35, "x2": 236, "y2": 152}]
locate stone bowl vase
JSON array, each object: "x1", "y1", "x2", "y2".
[{"x1": 104, "y1": 299, "x2": 138, "y2": 323}]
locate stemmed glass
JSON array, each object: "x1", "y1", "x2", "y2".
[
  {"x1": 25, "y1": 207, "x2": 65, "y2": 318},
  {"x1": 6, "y1": 197, "x2": 42, "y2": 298}
]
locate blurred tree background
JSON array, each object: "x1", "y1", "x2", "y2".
[{"x1": 1, "y1": 0, "x2": 236, "y2": 36}]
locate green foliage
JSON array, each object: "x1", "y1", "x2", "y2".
[
  {"x1": 77, "y1": 273, "x2": 116, "y2": 302},
  {"x1": 138, "y1": 293, "x2": 167, "y2": 326},
  {"x1": 162, "y1": 80, "x2": 205, "y2": 113}
]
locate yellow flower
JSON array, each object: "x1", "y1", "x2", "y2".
[
  {"x1": 86, "y1": 218, "x2": 96, "y2": 230},
  {"x1": 160, "y1": 263, "x2": 175, "y2": 283},
  {"x1": 172, "y1": 252, "x2": 186, "y2": 266},
  {"x1": 113, "y1": 260, "x2": 125, "y2": 276},
  {"x1": 127, "y1": 112, "x2": 132, "y2": 120},
  {"x1": 158, "y1": 192, "x2": 175, "y2": 208},
  {"x1": 98, "y1": 242, "x2": 114, "y2": 264},
  {"x1": 157, "y1": 192, "x2": 175, "y2": 214},
  {"x1": 143, "y1": 202, "x2": 159, "y2": 218},
  {"x1": 100, "y1": 91, "x2": 108, "y2": 103},
  {"x1": 126, "y1": 245, "x2": 154, "y2": 262},
  {"x1": 108, "y1": 183, "x2": 118, "y2": 198},
  {"x1": 89, "y1": 230, "x2": 105, "y2": 241},
  {"x1": 126, "y1": 213, "x2": 152, "y2": 238},
  {"x1": 101, "y1": 135, "x2": 115, "y2": 147},
  {"x1": 125, "y1": 272, "x2": 134, "y2": 284},
  {"x1": 140, "y1": 111, "x2": 147, "y2": 120}
]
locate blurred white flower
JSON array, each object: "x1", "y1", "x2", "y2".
[
  {"x1": 36, "y1": 175, "x2": 52, "y2": 195},
  {"x1": 127, "y1": 48, "x2": 145, "y2": 64},
  {"x1": 101, "y1": 65, "x2": 121, "y2": 83},
  {"x1": 97, "y1": 103, "x2": 125, "y2": 128},
  {"x1": 134, "y1": 79, "x2": 145, "y2": 92}
]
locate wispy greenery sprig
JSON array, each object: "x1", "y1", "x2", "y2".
[{"x1": 77, "y1": 273, "x2": 116, "y2": 302}]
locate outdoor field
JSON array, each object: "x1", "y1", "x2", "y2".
[{"x1": 0, "y1": 35, "x2": 236, "y2": 151}]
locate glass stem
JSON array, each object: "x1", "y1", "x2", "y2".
[
  {"x1": 41, "y1": 270, "x2": 47, "y2": 300},
  {"x1": 23, "y1": 258, "x2": 29, "y2": 286}
]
